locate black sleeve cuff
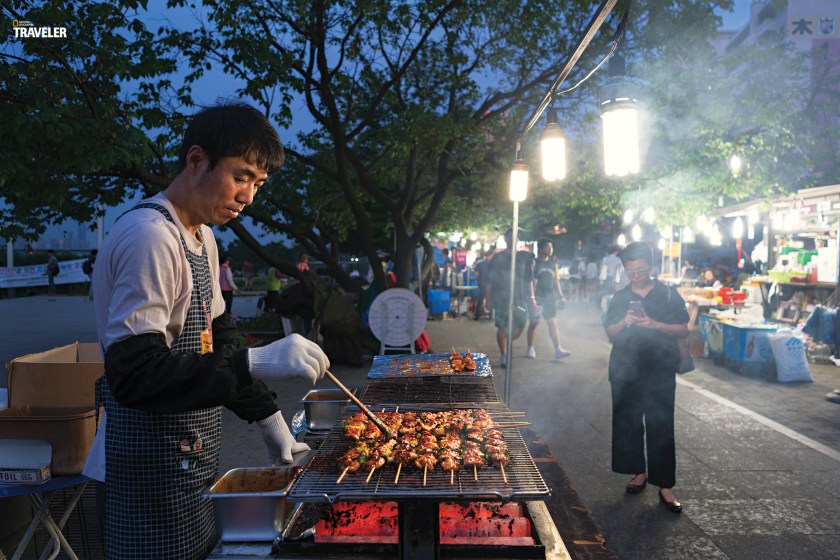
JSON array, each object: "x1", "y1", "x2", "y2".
[{"x1": 225, "y1": 378, "x2": 278, "y2": 423}]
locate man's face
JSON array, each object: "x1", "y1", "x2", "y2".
[
  {"x1": 197, "y1": 155, "x2": 268, "y2": 226},
  {"x1": 623, "y1": 258, "x2": 651, "y2": 287}
]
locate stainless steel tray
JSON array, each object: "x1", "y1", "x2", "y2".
[{"x1": 367, "y1": 352, "x2": 492, "y2": 378}]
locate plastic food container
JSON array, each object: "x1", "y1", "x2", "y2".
[
  {"x1": 300, "y1": 388, "x2": 355, "y2": 431},
  {"x1": 204, "y1": 467, "x2": 300, "y2": 542}
]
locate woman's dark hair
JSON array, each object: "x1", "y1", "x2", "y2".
[
  {"x1": 620, "y1": 241, "x2": 653, "y2": 267},
  {"x1": 537, "y1": 238, "x2": 552, "y2": 251},
  {"x1": 178, "y1": 101, "x2": 285, "y2": 174}
]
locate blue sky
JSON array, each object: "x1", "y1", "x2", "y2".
[{"x1": 718, "y1": 0, "x2": 753, "y2": 30}]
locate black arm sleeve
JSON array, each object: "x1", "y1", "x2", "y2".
[
  {"x1": 105, "y1": 331, "x2": 253, "y2": 414},
  {"x1": 211, "y1": 312, "x2": 279, "y2": 421}
]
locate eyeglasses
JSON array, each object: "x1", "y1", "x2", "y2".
[{"x1": 625, "y1": 267, "x2": 650, "y2": 278}]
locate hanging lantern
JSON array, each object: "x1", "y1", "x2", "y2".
[
  {"x1": 600, "y1": 56, "x2": 640, "y2": 177},
  {"x1": 509, "y1": 160, "x2": 529, "y2": 202},
  {"x1": 541, "y1": 108, "x2": 567, "y2": 181}
]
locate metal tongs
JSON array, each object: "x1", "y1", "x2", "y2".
[{"x1": 324, "y1": 370, "x2": 396, "y2": 439}]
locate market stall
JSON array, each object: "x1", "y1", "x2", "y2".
[
  {"x1": 208, "y1": 352, "x2": 559, "y2": 560},
  {"x1": 682, "y1": 185, "x2": 840, "y2": 378}
]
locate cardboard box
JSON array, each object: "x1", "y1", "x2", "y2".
[
  {"x1": 0, "y1": 406, "x2": 96, "y2": 476},
  {"x1": 6, "y1": 342, "x2": 103, "y2": 409},
  {"x1": 0, "y1": 439, "x2": 52, "y2": 484}
]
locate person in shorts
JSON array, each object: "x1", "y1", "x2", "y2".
[{"x1": 525, "y1": 239, "x2": 570, "y2": 360}]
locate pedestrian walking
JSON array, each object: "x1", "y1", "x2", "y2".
[
  {"x1": 525, "y1": 239, "x2": 570, "y2": 360},
  {"x1": 85, "y1": 101, "x2": 330, "y2": 559},
  {"x1": 296, "y1": 252, "x2": 310, "y2": 273},
  {"x1": 264, "y1": 265, "x2": 283, "y2": 316},
  {"x1": 486, "y1": 228, "x2": 535, "y2": 367},
  {"x1": 219, "y1": 254, "x2": 238, "y2": 315},
  {"x1": 83, "y1": 249, "x2": 97, "y2": 301},
  {"x1": 603, "y1": 241, "x2": 689, "y2": 514},
  {"x1": 44, "y1": 249, "x2": 59, "y2": 297},
  {"x1": 242, "y1": 259, "x2": 254, "y2": 289},
  {"x1": 600, "y1": 246, "x2": 622, "y2": 297},
  {"x1": 585, "y1": 254, "x2": 599, "y2": 303},
  {"x1": 440, "y1": 248, "x2": 454, "y2": 289},
  {"x1": 473, "y1": 250, "x2": 492, "y2": 320}
]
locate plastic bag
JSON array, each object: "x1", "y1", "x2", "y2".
[{"x1": 768, "y1": 328, "x2": 813, "y2": 383}]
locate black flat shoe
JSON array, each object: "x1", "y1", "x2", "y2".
[
  {"x1": 659, "y1": 490, "x2": 682, "y2": 513},
  {"x1": 625, "y1": 476, "x2": 647, "y2": 494}
]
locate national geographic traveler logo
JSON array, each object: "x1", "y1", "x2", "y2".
[{"x1": 11, "y1": 19, "x2": 67, "y2": 39}]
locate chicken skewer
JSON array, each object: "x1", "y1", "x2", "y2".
[
  {"x1": 439, "y1": 430, "x2": 462, "y2": 484},
  {"x1": 450, "y1": 347, "x2": 464, "y2": 372},
  {"x1": 462, "y1": 349, "x2": 477, "y2": 371},
  {"x1": 336, "y1": 441, "x2": 370, "y2": 483},
  {"x1": 392, "y1": 434, "x2": 418, "y2": 485}
]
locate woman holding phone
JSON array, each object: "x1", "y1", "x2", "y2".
[{"x1": 603, "y1": 242, "x2": 690, "y2": 513}]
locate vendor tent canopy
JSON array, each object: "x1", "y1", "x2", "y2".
[{"x1": 702, "y1": 184, "x2": 840, "y2": 269}]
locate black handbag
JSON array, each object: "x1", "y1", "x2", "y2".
[
  {"x1": 677, "y1": 337, "x2": 695, "y2": 374},
  {"x1": 667, "y1": 287, "x2": 695, "y2": 374}
]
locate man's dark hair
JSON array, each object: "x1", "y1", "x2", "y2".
[
  {"x1": 537, "y1": 238, "x2": 552, "y2": 251},
  {"x1": 620, "y1": 241, "x2": 653, "y2": 267},
  {"x1": 178, "y1": 101, "x2": 285, "y2": 174}
]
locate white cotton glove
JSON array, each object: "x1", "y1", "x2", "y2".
[
  {"x1": 247, "y1": 333, "x2": 330, "y2": 385},
  {"x1": 257, "y1": 410, "x2": 311, "y2": 465}
]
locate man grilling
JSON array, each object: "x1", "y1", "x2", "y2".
[{"x1": 86, "y1": 101, "x2": 329, "y2": 559}]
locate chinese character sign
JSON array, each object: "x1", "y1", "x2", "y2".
[{"x1": 789, "y1": 15, "x2": 837, "y2": 37}]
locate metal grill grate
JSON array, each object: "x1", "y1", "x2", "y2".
[
  {"x1": 359, "y1": 376, "x2": 501, "y2": 405},
  {"x1": 289, "y1": 404, "x2": 550, "y2": 504}
]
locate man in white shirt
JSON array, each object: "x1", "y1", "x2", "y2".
[{"x1": 89, "y1": 102, "x2": 329, "y2": 559}]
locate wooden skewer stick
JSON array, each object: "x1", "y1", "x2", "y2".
[
  {"x1": 473, "y1": 465, "x2": 478, "y2": 481},
  {"x1": 324, "y1": 370, "x2": 396, "y2": 439},
  {"x1": 366, "y1": 466, "x2": 377, "y2": 484},
  {"x1": 500, "y1": 463, "x2": 508, "y2": 484},
  {"x1": 423, "y1": 466, "x2": 428, "y2": 486},
  {"x1": 394, "y1": 463, "x2": 402, "y2": 485},
  {"x1": 337, "y1": 467, "x2": 350, "y2": 484},
  {"x1": 450, "y1": 469, "x2": 454, "y2": 485}
]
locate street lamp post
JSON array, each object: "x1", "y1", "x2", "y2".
[{"x1": 504, "y1": 155, "x2": 529, "y2": 403}]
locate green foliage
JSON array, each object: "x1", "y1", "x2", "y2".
[{"x1": 2, "y1": 0, "x2": 837, "y2": 288}]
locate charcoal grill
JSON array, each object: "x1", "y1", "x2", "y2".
[
  {"x1": 289, "y1": 390, "x2": 550, "y2": 559},
  {"x1": 289, "y1": 404, "x2": 547, "y2": 503}
]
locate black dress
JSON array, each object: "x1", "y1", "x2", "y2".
[{"x1": 603, "y1": 281, "x2": 689, "y2": 488}]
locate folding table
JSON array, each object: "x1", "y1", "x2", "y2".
[{"x1": 0, "y1": 474, "x2": 90, "y2": 560}]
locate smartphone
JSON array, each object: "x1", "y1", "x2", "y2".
[{"x1": 629, "y1": 300, "x2": 644, "y2": 316}]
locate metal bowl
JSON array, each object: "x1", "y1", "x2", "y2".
[
  {"x1": 204, "y1": 466, "x2": 300, "y2": 542},
  {"x1": 300, "y1": 388, "x2": 355, "y2": 431}
]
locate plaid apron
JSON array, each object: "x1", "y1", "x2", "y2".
[{"x1": 100, "y1": 203, "x2": 221, "y2": 559}]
